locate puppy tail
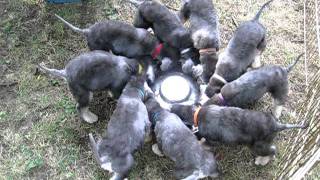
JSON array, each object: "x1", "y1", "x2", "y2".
[
  {"x1": 286, "y1": 53, "x2": 304, "y2": 73},
  {"x1": 276, "y1": 122, "x2": 308, "y2": 131},
  {"x1": 37, "y1": 63, "x2": 67, "y2": 80},
  {"x1": 89, "y1": 133, "x2": 103, "y2": 165},
  {"x1": 253, "y1": 0, "x2": 274, "y2": 21},
  {"x1": 54, "y1": 14, "x2": 90, "y2": 35},
  {"x1": 126, "y1": 0, "x2": 143, "y2": 7}
]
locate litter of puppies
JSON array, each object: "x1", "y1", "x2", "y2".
[{"x1": 37, "y1": 0, "x2": 308, "y2": 179}]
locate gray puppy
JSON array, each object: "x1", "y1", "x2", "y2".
[
  {"x1": 55, "y1": 14, "x2": 157, "y2": 58},
  {"x1": 145, "y1": 95, "x2": 219, "y2": 179},
  {"x1": 129, "y1": 0, "x2": 193, "y2": 51},
  {"x1": 89, "y1": 75, "x2": 151, "y2": 180},
  {"x1": 38, "y1": 50, "x2": 142, "y2": 123},
  {"x1": 179, "y1": 0, "x2": 220, "y2": 83},
  {"x1": 203, "y1": 54, "x2": 303, "y2": 118},
  {"x1": 205, "y1": 0, "x2": 273, "y2": 97},
  {"x1": 55, "y1": 14, "x2": 185, "y2": 82},
  {"x1": 171, "y1": 104, "x2": 307, "y2": 166},
  {"x1": 128, "y1": 0, "x2": 199, "y2": 75}
]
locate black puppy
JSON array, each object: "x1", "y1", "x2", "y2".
[
  {"x1": 89, "y1": 75, "x2": 150, "y2": 180},
  {"x1": 145, "y1": 94, "x2": 219, "y2": 179},
  {"x1": 179, "y1": 0, "x2": 220, "y2": 83},
  {"x1": 171, "y1": 104, "x2": 307, "y2": 166},
  {"x1": 204, "y1": 54, "x2": 303, "y2": 118},
  {"x1": 128, "y1": 0, "x2": 200, "y2": 75},
  {"x1": 206, "y1": 0, "x2": 273, "y2": 97},
  {"x1": 38, "y1": 50, "x2": 142, "y2": 123}
]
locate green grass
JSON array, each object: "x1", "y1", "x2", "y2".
[{"x1": 0, "y1": 0, "x2": 317, "y2": 179}]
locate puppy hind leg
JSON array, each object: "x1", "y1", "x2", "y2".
[
  {"x1": 272, "y1": 99, "x2": 284, "y2": 119},
  {"x1": 73, "y1": 88, "x2": 98, "y2": 123},
  {"x1": 152, "y1": 144, "x2": 164, "y2": 157},
  {"x1": 251, "y1": 55, "x2": 262, "y2": 69},
  {"x1": 254, "y1": 156, "x2": 272, "y2": 166}
]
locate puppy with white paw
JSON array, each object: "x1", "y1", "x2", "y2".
[
  {"x1": 89, "y1": 75, "x2": 151, "y2": 180},
  {"x1": 179, "y1": 0, "x2": 220, "y2": 83},
  {"x1": 128, "y1": 0, "x2": 202, "y2": 76},
  {"x1": 171, "y1": 104, "x2": 307, "y2": 166},
  {"x1": 206, "y1": 0, "x2": 273, "y2": 97},
  {"x1": 38, "y1": 50, "x2": 143, "y2": 123},
  {"x1": 204, "y1": 54, "x2": 303, "y2": 118},
  {"x1": 145, "y1": 95, "x2": 219, "y2": 179}
]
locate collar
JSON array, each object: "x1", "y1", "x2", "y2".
[
  {"x1": 192, "y1": 106, "x2": 202, "y2": 133},
  {"x1": 152, "y1": 43, "x2": 163, "y2": 59},
  {"x1": 151, "y1": 111, "x2": 162, "y2": 125},
  {"x1": 199, "y1": 48, "x2": 217, "y2": 54},
  {"x1": 212, "y1": 73, "x2": 227, "y2": 84},
  {"x1": 138, "y1": 63, "x2": 143, "y2": 74},
  {"x1": 218, "y1": 93, "x2": 227, "y2": 106},
  {"x1": 193, "y1": 106, "x2": 202, "y2": 127},
  {"x1": 134, "y1": 87, "x2": 145, "y2": 100},
  {"x1": 181, "y1": 48, "x2": 191, "y2": 54}
]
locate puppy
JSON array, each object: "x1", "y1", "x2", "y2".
[
  {"x1": 145, "y1": 94, "x2": 219, "y2": 179},
  {"x1": 203, "y1": 54, "x2": 303, "y2": 118},
  {"x1": 38, "y1": 50, "x2": 142, "y2": 123},
  {"x1": 179, "y1": 0, "x2": 220, "y2": 83},
  {"x1": 205, "y1": 0, "x2": 273, "y2": 97},
  {"x1": 171, "y1": 104, "x2": 307, "y2": 166},
  {"x1": 55, "y1": 14, "x2": 184, "y2": 82},
  {"x1": 128, "y1": 0, "x2": 199, "y2": 75},
  {"x1": 129, "y1": 0, "x2": 193, "y2": 51},
  {"x1": 89, "y1": 75, "x2": 150, "y2": 180},
  {"x1": 55, "y1": 14, "x2": 159, "y2": 58}
]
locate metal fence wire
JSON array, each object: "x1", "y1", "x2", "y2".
[{"x1": 276, "y1": 0, "x2": 320, "y2": 179}]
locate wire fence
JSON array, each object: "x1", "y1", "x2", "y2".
[{"x1": 276, "y1": 0, "x2": 320, "y2": 178}]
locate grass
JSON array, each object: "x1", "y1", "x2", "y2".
[{"x1": 0, "y1": 0, "x2": 318, "y2": 179}]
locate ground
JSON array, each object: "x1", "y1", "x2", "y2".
[{"x1": 0, "y1": 0, "x2": 319, "y2": 179}]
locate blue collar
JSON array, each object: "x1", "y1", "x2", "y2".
[
  {"x1": 151, "y1": 111, "x2": 162, "y2": 125},
  {"x1": 134, "y1": 87, "x2": 145, "y2": 100}
]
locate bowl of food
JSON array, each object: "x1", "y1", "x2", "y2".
[{"x1": 152, "y1": 72, "x2": 200, "y2": 109}]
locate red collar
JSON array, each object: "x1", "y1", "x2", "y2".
[{"x1": 152, "y1": 43, "x2": 163, "y2": 59}]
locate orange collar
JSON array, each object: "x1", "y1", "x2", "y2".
[
  {"x1": 199, "y1": 48, "x2": 217, "y2": 54},
  {"x1": 193, "y1": 106, "x2": 202, "y2": 127}
]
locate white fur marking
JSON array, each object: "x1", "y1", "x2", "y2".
[
  {"x1": 192, "y1": 64, "x2": 203, "y2": 78},
  {"x1": 181, "y1": 48, "x2": 191, "y2": 54},
  {"x1": 273, "y1": 105, "x2": 283, "y2": 119},
  {"x1": 101, "y1": 162, "x2": 113, "y2": 172},
  {"x1": 80, "y1": 107, "x2": 98, "y2": 123},
  {"x1": 251, "y1": 55, "x2": 262, "y2": 68},
  {"x1": 89, "y1": 92, "x2": 93, "y2": 102},
  {"x1": 212, "y1": 73, "x2": 227, "y2": 84},
  {"x1": 192, "y1": 29, "x2": 210, "y2": 49},
  {"x1": 255, "y1": 156, "x2": 272, "y2": 166},
  {"x1": 146, "y1": 65, "x2": 155, "y2": 83},
  {"x1": 199, "y1": 84, "x2": 209, "y2": 105},
  {"x1": 152, "y1": 144, "x2": 164, "y2": 157}
]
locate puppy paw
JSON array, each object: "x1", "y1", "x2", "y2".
[
  {"x1": 182, "y1": 59, "x2": 194, "y2": 74},
  {"x1": 192, "y1": 64, "x2": 203, "y2": 78},
  {"x1": 272, "y1": 105, "x2": 283, "y2": 119},
  {"x1": 255, "y1": 156, "x2": 272, "y2": 166},
  {"x1": 251, "y1": 55, "x2": 262, "y2": 68},
  {"x1": 80, "y1": 107, "x2": 98, "y2": 123},
  {"x1": 160, "y1": 58, "x2": 173, "y2": 72},
  {"x1": 101, "y1": 161, "x2": 113, "y2": 172},
  {"x1": 152, "y1": 144, "x2": 164, "y2": 157}
]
